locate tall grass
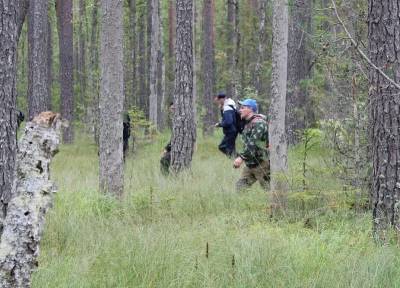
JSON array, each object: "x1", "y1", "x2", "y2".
[{"x1": 32, "y1": 132, "x2": 400, "y2": 288}]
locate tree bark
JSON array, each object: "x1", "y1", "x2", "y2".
[
  {"x1": 269, "y1": 0, "x2": 289, "y2": 212},
  {"x1": 78, "y1": 0, "x2": 87, "y2": 108},
  {"x1": 254, "y1": 0, "x2": 267, "y2": 97},
  {"x1": 149, "y1": 0, "x2": 163, "y2": 130},
  {"x1": 226, "y1": 0, "x2": 240, "y2": 100},
  {"x1": 56, "y1": 0, "x2": 74, "y2": 143},
  {"x1": 167, "y1": 0, "x2": 176, "y2": 108},
  {"x1": 0, "y1": 113, "x2": 62, "y2": 288},
  {"x1": 89, "y1": 0, "x2": 100, "y2": 145},
  {"x1": 286, "y1": 0, "x2": 313, "y2": 144},
  {"x1": 170, "y1": 0, "x2": 196, "y2": 173},
  {"x1": 99, "y1": 0, "x2": 124, "y2": 196},
  {"x1": 138, "y1": 1, "x2": 148, "y2": 115},
  {"x1": 128, "y1": 0, "x2": 137, "y2": 108},
  {"x1": 202, "y1": 0, "x2": 216, "y2": 136},
  {"x1": 28, "y1": 0, "x2": 50, "y2": 120},
  {"x1": 369, "y1": 0, "x2": 400, "y2": 238},
  {"x1": 0, "y1": 0, "x2": 29, "y2": 236},
  {"x1": 47, "y1": 17, "x2": 53, "y2": 110}
]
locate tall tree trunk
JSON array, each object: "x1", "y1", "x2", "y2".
[
  {"x1": 138, "y1": 1, "x2": 148, "y2": 115},
  {"x1": 254, "y1": 0, "x2": 267, "y2": 97},
  {"x1": 226, "y1": 0, "x2": 239, "y2": 100},
  {"x1": 99, "y1": 0, "x2": 124, "y2": 196},
  {"x1": 286, "y1": 0, "x2": 312, "y2": 144},
  {"x1": 47, "y1": 17, "x2": 53, "y2": 110},
  {"x1": 89, "y1": 0, "x2": 100, "y2": 145},
  {"x1": 0, "y1": 0, "x2": 29, "y2": 235},
  {"x1": 56, "y1": 0, "x2": 74, "y2": 143},
  {"x1": 28, "y1": 0, "x2": 50, "y2": 120},
  {"x1": 369, "y1": 0, "x2": 400, "y2": 239},
  {"x1": 128, "y1": 0, "x2": 137, "y2": 108},
  {"x1": 156, "y1": 4, "x2": 165, "y2": 130},
  {"x1": 269, "y1": 0, "x2": 289, "y2": 212},
  {"x1": 170, "y1": 0, "x2": 196, "y2": 173},
  {"x1": 149, "y1": 0, "x2": 162, "y2": 129},
  {"x1": 78, "y1": 0, "x2": 87, "y2": 109},
  {"x1": 202, "y1": 0, "x2": 216, "y2": 136},
  {"x1": 167, "y1": 0, "x2": 176, "y2": 108}
]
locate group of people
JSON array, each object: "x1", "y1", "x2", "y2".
[{"x1": 160, "y1": 93, "x2": 270, "y2": 191}]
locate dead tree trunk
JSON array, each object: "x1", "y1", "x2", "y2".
[
  {"x1": 0, "y1": 112, "x2": 63, "y2": 288},
  {"x1": 170, "y1": 0, "x2": 196, "y2": 173}
]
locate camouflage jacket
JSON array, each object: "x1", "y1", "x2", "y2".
[{"x1": 238, "y1": 114, "x2": 269, "y2": 167}]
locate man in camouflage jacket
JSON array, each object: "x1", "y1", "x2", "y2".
[{"x1": 233, "y1": 99, "x2": 270, "y2": 191}]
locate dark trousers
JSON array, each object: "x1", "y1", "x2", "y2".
[
  {"x1": 218, "y1": 132, "x2": 237, "y2": 157},
  {"x1": 160, "y1": 151, "x2": 171, "y2": 175}
]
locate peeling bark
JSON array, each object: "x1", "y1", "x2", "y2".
[{"x1": 0, "y1": 112, "x2": 63, "y2": 288}]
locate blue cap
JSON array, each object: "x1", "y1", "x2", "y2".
[{"x1": 238, "y1": 99, "x2": 258, "y2": 112}]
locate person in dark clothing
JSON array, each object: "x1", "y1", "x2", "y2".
[
  {"x1": 160, "y1": 102, "x2": 174, "y2": 175},
  {"x1": 214, "y1": 92, "x2": 238, "y2": 157},
  {"x1": 16, "y1": 110, "x2": 25, "y2": 129},
  {"x1": 123, "y1": 112, "x2": 131, "y2": 160}
]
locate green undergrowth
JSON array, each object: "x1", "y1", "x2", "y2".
[{"x1": 32, "y1": 132, "x2": 400, "y2": 288}]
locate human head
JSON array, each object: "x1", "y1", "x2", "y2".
[
  {"x1": 238, "y1": 99, "x2": 257, "y2": 119},
  {"x1": 169, "y1": 102, "x2": 175, "y2": 113},
  {"x1": 214, "y1": 92, "x2": 226, "y2": 106}
]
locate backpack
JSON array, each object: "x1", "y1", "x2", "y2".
[{"x1": 228, "y1": 105, "x2": 246, "y2": 134}]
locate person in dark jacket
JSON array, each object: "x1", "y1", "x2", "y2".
[
  {"x1": 123, "y1": 112, "x2": 131, "y2": 160},
  {"x1": 214, "y1": 92, "x2": 238, "y2": 157},
  {"x1": 160, "y1": 102, "x2": 174, "y2": 175}
]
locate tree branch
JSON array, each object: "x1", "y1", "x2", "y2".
[{"x1": 331, "y1": 0, "x2": 400, "y2": 91}]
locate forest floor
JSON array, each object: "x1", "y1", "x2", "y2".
[{"x1": 32, "y1": 131, "x2": 400, "y2": 288}]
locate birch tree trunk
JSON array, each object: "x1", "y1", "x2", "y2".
[
  {"x1": 369, "y1": 0, "x2": 400, "y2": 240},
  {"x1": 28, "y1": 0, "x2": 50, "y2": 120},
  {"x1": 170, "y1": 0, "x2": 196, "y2": 173},
  {"x1": 269, "y1": 0, "x2": 289, "y2": 212},
  {"x1": 202, "y1": 0, "x2": 216, "y2": 136},
  {"x1": 99, "y1": 0, "x2": 124, "y2": 197},
  {"x1": 56, "y1": 0, "x2": 74, "y2": 143}
]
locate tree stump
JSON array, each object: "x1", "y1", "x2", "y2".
[{"x1": 0, "y1": 112, "x2": 63, "y2": 288}]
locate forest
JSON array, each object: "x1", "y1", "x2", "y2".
[{"x1": 0, "y1": 0, "x2": 399, "y2": 287}]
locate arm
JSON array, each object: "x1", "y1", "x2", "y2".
[{"x1": 218, "y1": 109, "x2": 235, "y2": 128}]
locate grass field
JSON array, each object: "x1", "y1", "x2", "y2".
[{"x1": 31, "y1": 131, "x2": 400, "y2": 288}]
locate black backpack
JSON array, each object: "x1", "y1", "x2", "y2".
[{"x1": 229, "y1": 105, "x2": 246, "y2": 134}]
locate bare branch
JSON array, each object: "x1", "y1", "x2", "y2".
[{"x1": 331, "y1": 0, "x2": 400, "y2": 91}]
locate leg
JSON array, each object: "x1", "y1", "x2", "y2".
[
  {"x1": 254, "y1": 160, "x2": 270, "y2": 190},
  {"x1": 236, "y1": 166, "x2": 257, "y2": 192},
  {"x1": 160, "y1": 151, "x2": 171, "y2": 175},
  {"x1": 225, "y1": 133, "x2": 238, "y2": 158},
  {"x1": 218, "y1": 135, "x2": 229, "y2": 155}
]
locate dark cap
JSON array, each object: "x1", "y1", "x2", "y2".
[{"x1": 216, "y1": 92, "x2": 226, "y2": 99}]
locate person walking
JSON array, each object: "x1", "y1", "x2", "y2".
[{"x1": 233, "y1": 99, "x2": 270, "y2": 191}]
